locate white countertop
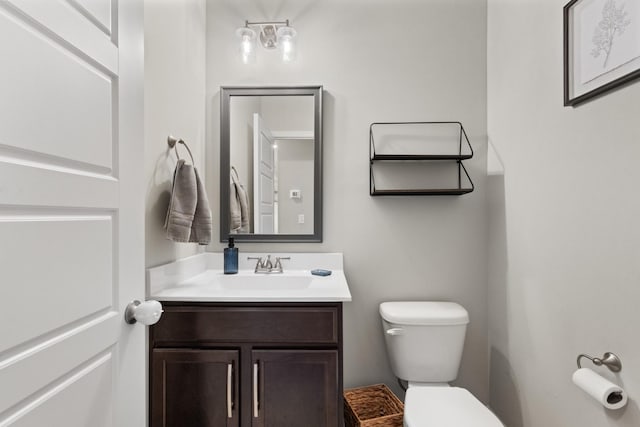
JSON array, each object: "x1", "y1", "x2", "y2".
[{"x1": 147, "y1": 252, "x2": 352, "y2": 302}]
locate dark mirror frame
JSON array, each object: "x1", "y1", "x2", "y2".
[{"x1": 220, "y1": 85, "x2": 323, "y2": 243}]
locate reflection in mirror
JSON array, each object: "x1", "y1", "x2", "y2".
[
  {"x1": 230, "y1": 96, "x2": 314, "y2": 234},
  {"x1": 220, "y1": 86, "x2": 322, "y2": 242}
]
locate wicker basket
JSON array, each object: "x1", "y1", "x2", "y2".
[{"x1": 344, "y1": 383, "x2": 404, "y2": 427}]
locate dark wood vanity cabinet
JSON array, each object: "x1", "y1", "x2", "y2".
[
  {"x1": 150, "y1": 302, "x2": 343, "y2": 427},
  {"x1": 151, "y1": 349, "x2": 239, "y2": 426}
]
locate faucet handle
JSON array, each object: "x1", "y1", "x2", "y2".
[
  {"x1": 247, "y1": 256, "x2": 264, "y2": 272},
  {"x1": 274, "y1": 257, "x2": 290, "y2": 272}
]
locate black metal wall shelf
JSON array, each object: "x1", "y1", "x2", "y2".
[
  {"x1": 369, "y1": 121, "x2": 474, "y2": 196},
  {"x1": 371, "y1": 153, "x2": 473, "y2": 161}
]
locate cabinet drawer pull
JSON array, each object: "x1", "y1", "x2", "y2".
[
  {"x1": 227, "y1": 363, "x2": 233, "y2": 418},
  {"x1": 253, "y1": 362, "x2": 259, "y2": 418}
]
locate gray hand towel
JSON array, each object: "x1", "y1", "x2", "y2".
[
  {"x1": 189, "y1": 166, "x2": 212, "y2": 244},
  {"x1": 230, "y1": 167, "x2": 250, "y2": 233},
  {"x1": 165, "y1": 159, "x2": 212, "y2": 244},
  {"x1": 237, "y1": 181, "x2": 249, "y2": 232},
  {"x1": 230, "y1": 182, "x2": 241, "y2": 230}
]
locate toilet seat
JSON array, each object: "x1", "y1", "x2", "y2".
[{"x1": 404, "y1": 386, "x2": 503, "y2": 427}]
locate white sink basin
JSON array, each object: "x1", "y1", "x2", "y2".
[
  {"x1": 217, "y1": 274, "x2": 314, "y2": 290},
  {"x1": 147, "y1": 253, "x2": 352, "y2": 302}
]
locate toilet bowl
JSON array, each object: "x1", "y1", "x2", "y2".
[{"x1": 379, "y1": 301, "x2": 503, "y2": 427}]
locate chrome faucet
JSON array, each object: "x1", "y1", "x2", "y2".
[{"x1": 247, "y1": 255, "x2": 290, "y2": 274}]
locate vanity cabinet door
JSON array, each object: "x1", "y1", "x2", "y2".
[
  {"x1": 251, "y1": 349, "x2": 339, "y2": 427},
  {"x1": 151, "y1": 349, "x2": 239, "y2": 427}
]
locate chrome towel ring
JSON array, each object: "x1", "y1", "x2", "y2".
[{"x1": 168, "y1": 135, "x2": 195, "y2": 164}]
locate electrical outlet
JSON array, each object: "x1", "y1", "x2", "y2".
[
  {"x1": 290, "y1": 189, "x2": 301, "y2": 199},
  {"x1": 298, "y1": 214, "x2": 305, "y2": 224}
]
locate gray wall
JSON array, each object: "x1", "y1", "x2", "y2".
[
  {"x1": 277, "y1": 138, "x2": 314, "y2": 234},
  {"x1": 206, "y1": 0, "x2": 489, "y2": 400},
  {"x1": 259, "y1": 96, "x2": 315, "y2": 235},
  {"x1": 144, "y1": 0, "x2": 207, "y2": 267},
  {"x1": 487, "y1": 0, "x2": 640, "y2": 426},
  {"x1": 260, "y1": 96, "x2": 314, "y2": 133}
]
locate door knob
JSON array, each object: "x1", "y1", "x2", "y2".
[{"x1": 124, "y1": 300, "x2": 163, "y2": 325}]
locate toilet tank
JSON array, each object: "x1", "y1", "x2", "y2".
[{"x1": 380, "y1": 302, "x2": 469, "y2": 383}]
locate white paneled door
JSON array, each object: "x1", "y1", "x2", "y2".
[
  {"x1": 0, "y1": 1, "x2": 146, "y2": 426},
  {"x1": 253, "y1": 113, "x2": 276, "y2": 234}
]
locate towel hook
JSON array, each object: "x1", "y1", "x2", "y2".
[
  {"x1": 576, "y1": 352, "x2": 622, "y2": 372},
  {"x1": 168, "y1": 135, "x2": 195, "y2": 164}
]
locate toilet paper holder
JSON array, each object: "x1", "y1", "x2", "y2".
[{"x1": 577, "y1": 352, "x2": 622, "y2": 372}]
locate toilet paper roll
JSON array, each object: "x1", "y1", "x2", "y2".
[{"x1": 572, "y1": 368, "x2": 628, "y2": 410}]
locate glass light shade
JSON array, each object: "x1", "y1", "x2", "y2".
[
  {"x1": 276, "y1": 26, "x2": 297, "y2": 62},
  {"x1": 236, "y1": 27, "x2": 256, "y2": 64}
]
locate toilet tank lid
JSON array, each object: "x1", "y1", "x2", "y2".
[{"x1": 380, "y1": 302, "x2": 469, "y2": 325}]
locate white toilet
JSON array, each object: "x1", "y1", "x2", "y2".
[{"x1": 380, "y1": 301, "x2": 503, "y2": 427}]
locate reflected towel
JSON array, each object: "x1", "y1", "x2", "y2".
[
  {"x1": 165, "y1": 159, "x2": 212, "y2": 244},
  {"x1": 230, "y1": 167, "x2": 250, "y2": 233}
]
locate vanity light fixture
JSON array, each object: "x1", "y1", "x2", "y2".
[{"x1": 236, "y1": 20, "x2": 297, "y2": 63}]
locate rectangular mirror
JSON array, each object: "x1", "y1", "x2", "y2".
[{"x1": 220, "y1": 86, "x2": 322, "y2": 242}]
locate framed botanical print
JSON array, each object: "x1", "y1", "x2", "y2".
[{"x1": 564, "y1": 0, "x2": 640, "y2": 106}]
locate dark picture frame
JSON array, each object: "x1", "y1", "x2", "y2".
[{"x1": 564, "y1": 0, "x2": 640, "y2": 106}]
